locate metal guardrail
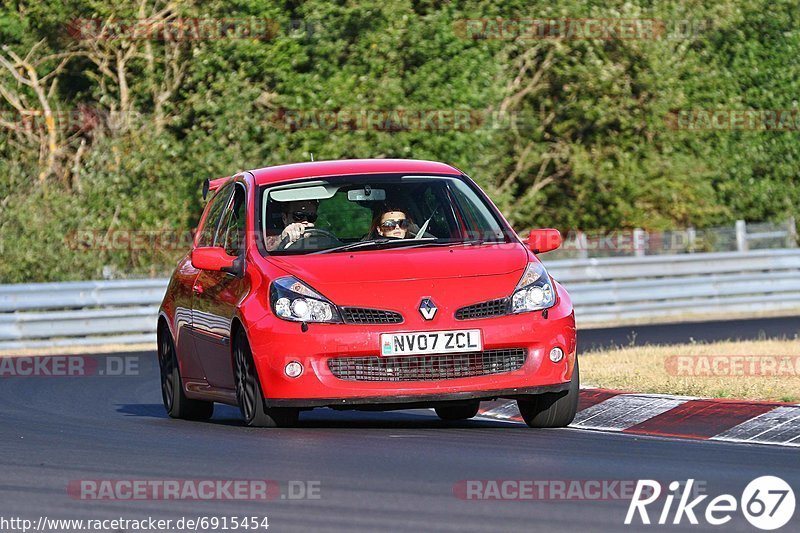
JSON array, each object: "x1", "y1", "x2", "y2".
[
  {"x1": 552, "y1": 249, "x2": 800, "y2": 322},
  {"x1": 0, "y1": 279, "x2": 168, "y2": 312},
  {"x1": 2, "y1": 249, "x2": 800, "y2": 349}
]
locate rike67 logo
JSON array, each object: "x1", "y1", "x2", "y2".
[{"x1": 626, "y1": 477, "x2": 795, "y2": 530}]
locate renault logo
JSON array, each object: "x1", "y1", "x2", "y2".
[{"x1": 419, "y1": 298, "x2": 437, "y2": 320}]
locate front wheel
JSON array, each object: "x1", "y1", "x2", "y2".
[
  {"x1": 517, "y1": 358, "x2": 579, "y2": 428},
  {"x1": 157, "y1": 324, "x2": 214, "y2": 420},
  {"x1": 233, "y1": 329, "x2": 299, "y2": 427}
]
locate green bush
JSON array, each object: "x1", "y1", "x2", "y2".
[{"x1": 1, "y1": 0, "x2": 798, "y2": 282}]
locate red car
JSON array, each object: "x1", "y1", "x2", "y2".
[{"x1": 158, "y1": 159, "x2": 577, "y2": 427}]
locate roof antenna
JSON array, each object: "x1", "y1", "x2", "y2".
[{"x1": 310, "y1": 152, "x2": 315, "y2": 162}]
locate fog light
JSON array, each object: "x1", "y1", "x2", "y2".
[
  {"x1": 549, "y1": 347, "x2": 564, "y2": 363},
  {"x1": 284, "y1": 361, "x2": 303, "y2": 378}
]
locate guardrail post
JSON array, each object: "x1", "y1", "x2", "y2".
[
  {"x1": 787, "y1": 217, "x2": 798, "y2": 248},
  {"x1": 633, "y1": 228, "x2": 647, "y2": 257},
  {"x1": 577, "y1": 231, "x2": 588, "y2": 259},
  {"x1": 736, "y1": 220, "x2": 748, "y2": 252},
  {"x1": 687, "y1": 227, "x2": 696, "y2": 253}
]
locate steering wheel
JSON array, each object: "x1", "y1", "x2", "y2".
[{"x1": 279, "y1": 227, "x2": 341, "y2": 249}]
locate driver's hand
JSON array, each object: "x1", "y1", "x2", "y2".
[{"x1": 280, "y1": 222, "x2": 314, "y2": 243}]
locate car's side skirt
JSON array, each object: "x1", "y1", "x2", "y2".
[{"x1": 184, "y1": 380, "x2": 238, "y2": 405}]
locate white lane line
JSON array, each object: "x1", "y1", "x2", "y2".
[
  {"x1": 711, "y1": 406, "x2": 800, "y2": 446},
  {"x1": 571, "y1": 394, "x2": 691, "y2": 431}
]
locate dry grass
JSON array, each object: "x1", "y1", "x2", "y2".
[
  {"x1": 582, "y1": 339, "x2": 800, "y2": 403},
  {"x1": 0, "y1": 343, "x2": 155, "y2": 357}
]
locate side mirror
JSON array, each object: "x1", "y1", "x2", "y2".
[
  {"x1": 528, "y1": 229, "x2": 562, "y2": 254},
  {"x1": 192, "y1": 247, "x2": 243, "y2": 276}
]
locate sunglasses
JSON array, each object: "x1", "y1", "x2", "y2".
[
  {"x1": 291, "y1": 211, "x2": 317, "y2": 223},
  {"x1": 380, "y1": 219, "x2": 409, "y2": 230}
]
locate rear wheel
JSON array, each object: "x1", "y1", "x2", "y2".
[
  {"x1": 233, "y1": 329, "x2": 299, "y2": 428},
  {"x1": 157, "y1": 324, "x2": 214, "y2": 420},
  {"x1": 435, "y1": 401, "x2": 480, "y2": 421},
  {"x1": 517, "y1": 359, "x2": 579, "y2": 428}
]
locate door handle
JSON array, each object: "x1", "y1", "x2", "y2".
[{"x1": 193, "y1": 284, "x2": 204, "y2": 294}]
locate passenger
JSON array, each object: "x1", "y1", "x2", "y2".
[{"x1": 371, "y1": 208, "x2": 413, "y2": 239}]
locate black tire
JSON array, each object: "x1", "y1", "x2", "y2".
[
  {"x1": 233, "y1": 329, "x2": 299, "y2": 428},
  {"x1": 157, "y1": 324, "x2": 214, "y2": 420},
  {"x1": 435, "y1": 401, "x2": 480, "y2": 421},
  {"x1": 517, "y1": 358, "x2": 580, "y2": 428}
]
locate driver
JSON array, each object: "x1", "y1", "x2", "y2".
[{"x1": 266, "y1": 200, "x2": 319, "y2": 250}]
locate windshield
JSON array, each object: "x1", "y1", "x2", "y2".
[{"x1": 259, "y1": 174, "x2": 512, "y2": 255}]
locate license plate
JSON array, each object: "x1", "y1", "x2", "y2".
[{"x1": 380, "y1": 329, "x2": 482, "y2": 356}]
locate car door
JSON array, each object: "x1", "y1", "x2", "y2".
[
  {"x1": 191, "y1": 181, "x2": 248, "y2": 390},
  {"x1": 175, "y1": 182, "x2": 232, "y2": 381},
  {"x1": 170, "y1": 256, "x2": 204, "y2": 380}
]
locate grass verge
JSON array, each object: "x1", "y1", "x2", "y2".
[
  {"x1": 0, "y1": 343, "x2": 155, "y2": 357},
  {"x1": 582, "y1": 339, "x2": 800, "y2": 403}
]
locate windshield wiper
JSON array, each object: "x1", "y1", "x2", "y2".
[{"x1": 315, "y1": 238, "x2": 437, "y2": 254}]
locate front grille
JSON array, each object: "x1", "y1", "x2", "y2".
[
  {"x1": 341, "y1": 307, "x2": 403, "y2": 324},
  {"x1": 455, "y1": 298, "x2": 509, "y2": 320},
  {"x1": 327, "y1": 348, "x2": 527, "y2": 382}
]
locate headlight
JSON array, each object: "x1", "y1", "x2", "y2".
[
  {"x1": 511, "y1": 263, "x2": 556, "y2": 313},
  {"x1": 270, "y1": 277, "x2": 341, "y2": 323}
]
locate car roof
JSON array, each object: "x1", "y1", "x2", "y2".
[{"x1": 249, "y1": 159, "x2": 462, "y2": 186}]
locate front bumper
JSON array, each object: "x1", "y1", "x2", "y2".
[
  {"x1": 264, "y1": 383, "x2": 572, "y2": 408},
  {"x1": 248, "y1": 293, "x2": 576, "y2": 408}
]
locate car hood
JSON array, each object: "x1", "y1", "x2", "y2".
[
  {"x1": 265, "y1": 243, "x2": 530, "y2": 308},
  {"x1": 268, "y1": 243, "x2": 528, "y2": 283}
]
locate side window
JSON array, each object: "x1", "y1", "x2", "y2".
[
  {"x1": 449, "y1": 180, "x2": 506, "y2": 241},
  {"x1": 216, "y1": 185, "x2": 246, "y2": 256},
  {"x1": 419, "y1": 185, "x2": 455, "y2": 238},
  {"x1": 197, "y1": 183, "x2": 233, "y2": 248}
]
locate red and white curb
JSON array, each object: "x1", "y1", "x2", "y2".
[{"x1": 477, "y1": 389, "x2": 800, "y2": 447}]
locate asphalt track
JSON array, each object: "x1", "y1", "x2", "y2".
[
  {"x1": 580, "y1": 315, "x2": 800, "y2": 351},
  {"x1": 1, "y1": 317, "x2": 799, "y2": 532}
]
